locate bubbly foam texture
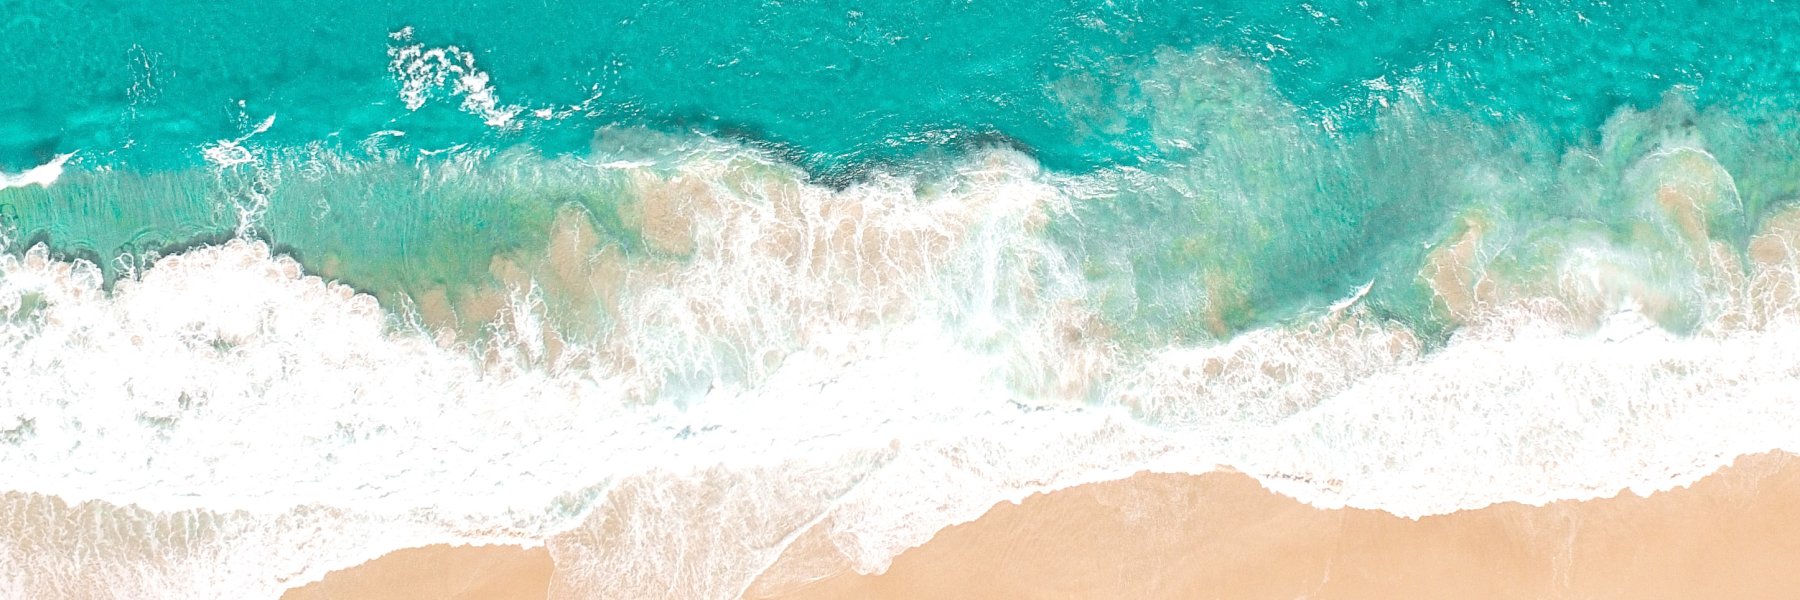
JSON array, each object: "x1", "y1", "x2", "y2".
[
  {"x1": 0, "y1": 153, "x2": 74, "y2": 190},
  {"x1": 7, "y1": 53, "x2": 1800, "y2": 600},
  {"x1": 387, "y1": 28, "x2": 529, "y2": 129},
  {"x1": 588, "y1": 150, "x2": 1089, "y2": 398},
  {"x1": 7, "y1": 151, "x2": 1800, "y2": 599},
  {"x1": 0, "y1": 145, "x2": 1152, "y2": 597}
]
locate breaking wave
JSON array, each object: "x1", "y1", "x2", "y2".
[{"x1": 4, "y1": 45, "x2": 1800, "y2": 599}]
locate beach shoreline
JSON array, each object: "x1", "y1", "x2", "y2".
[{"x1": 278, "y1": 451, "x2": 1800, "y2": 599}]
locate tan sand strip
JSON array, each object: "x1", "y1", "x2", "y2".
[
  {"x1": 278, "y1": 452, "x2": 1800, "y2": 599},
  {"x1": 279, "y1": 544, "x2": 552, "y2": 600},
  {"x1": 752, "y1": 452, "x2": 1800, "y2": 599}
]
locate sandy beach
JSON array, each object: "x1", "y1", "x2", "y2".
[
  {"x1": 279, "y1": 544, "x2": 552, "y2": 600},
  {"x1": 270, "y1": 451, "x2": 1800, "y2": 599}
]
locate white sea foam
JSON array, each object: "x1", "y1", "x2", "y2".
[
  {"x1": 387, "y1": 29, "x2": 528, "y2": 129},
  {"x1": 4, "y1": 138, "x2": 1800, "y2": 599},
  {"x1": 0, "y1": 152, "x2": 75, "y2": 190},
  {"x1": 7, "y1": 48, "x2": 1800, "y2": 597}
]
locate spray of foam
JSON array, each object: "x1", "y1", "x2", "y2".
[
  {"x1": 387, "y1": 27, "x2": 528, "y2": 129},
  {"x1": 7, "y1": 45, "x2": 1800, "y2": 599},
  {"x1": 6, "y1": 139, "x2": 1800, "y2": 598},
  {"x1": 0, "y1": 153, "x2": 76, "y2": 190},
  {"x1": 199, "y1": 112, "x2": 280, "y2": 236},
  {"x1": 0, "y1": 146, "x2": 1159, "y2": 598}
]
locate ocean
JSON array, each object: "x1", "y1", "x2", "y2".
[{"x1": 4, "y1": 1, "x2": 1800, "y2": 597}]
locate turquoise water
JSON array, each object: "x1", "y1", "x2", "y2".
[
  {"x1": 7, "y1": 1, "x2": 1798, "y2": 173},
  {"x1": 10, "y1": 4, "x2": 1800, "y2": 596},
  {"x1": 5, "y1": 0, "x2": 1800, "y2": 347}
]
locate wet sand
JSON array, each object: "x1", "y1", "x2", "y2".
[
  {"x1": 279, "y1": 544, "x2": 552, "y2": 600},
  {"x1": 281, "y1": 452, "x2": 1800, "y2": 599}
]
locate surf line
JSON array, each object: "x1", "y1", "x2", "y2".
[{"x1": 0, "y1": 152, "x2": 77, "y2": 190}]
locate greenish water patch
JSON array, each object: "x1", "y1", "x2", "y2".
[
  {"x1": 1053, "y1": 49, "x2": 1800, "y2": 345},
  {"x1": 5, "y1": 1, "x2": 1799, "y2": 177},
  {"x1": 4, "y1": 35, "x2": 1799, "y2": 360}
]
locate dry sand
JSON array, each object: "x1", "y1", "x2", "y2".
[{"x1": 281, "y1": 452, "x2": 1800, "y2": 599}]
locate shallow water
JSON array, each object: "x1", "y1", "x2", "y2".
[{"x1": 4, "y1": 1, "x2": 1800, "y2": 598}]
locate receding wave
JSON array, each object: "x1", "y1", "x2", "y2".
[
  {"x1": 0, "y1": 153, "x2": 73, "y2": 191},
  {"x1": 4, "y1": 48, "x2": 1800, "y2": 598}
]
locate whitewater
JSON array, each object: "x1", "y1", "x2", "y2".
[
  {"x1": 6, "y1": 8, "x2": 1800, "y2": 597},
  {"x1": 6, "y1": 130, "x2": 1800, "y2": 598}
]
